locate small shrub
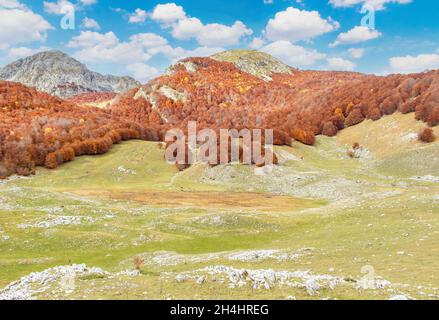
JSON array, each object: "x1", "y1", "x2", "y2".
[
  {"x1": 134, "y1": 256, "x2": 143, "y2": 271},
  {"x1": 44, "y1": 152, "x2": 58, "y2": 169},
  {"x1": 291, "y1": 129, "x2": 315, "y2": 146},
  {"x1": 418, "y1": 128, "x2": 436, "y2": 143},
  {"x1": 369, "y1": 108, "x2": 382, "y2": 121},
  {"x1": 345, "y1": 108, "x2": 365, "y2": 127},
  {"x1": 322, "y1": 122, "x2": 338, "y2": 137}
]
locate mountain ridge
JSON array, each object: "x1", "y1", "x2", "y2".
[{"x1": 0, "y1": 50, "x2": 140, "y2": 99}]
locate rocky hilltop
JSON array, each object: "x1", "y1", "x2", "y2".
[
  {"x1": 0, "y1": 50, "x2": 139, "y2": 99},
  {"x1": 211, "y1": 49, "x2": 294, "y2": 81},
  {"x1": 113, "y1": 49, "x2": 438, "y2": 145}
]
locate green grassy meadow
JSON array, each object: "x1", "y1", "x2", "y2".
[{"x1": 0, "y1": 114, "x2": 438, "y2": 300}]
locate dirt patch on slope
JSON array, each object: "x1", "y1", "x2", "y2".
[{"x1": 72, "y1": 190, "x2": 316, "y2": 212}]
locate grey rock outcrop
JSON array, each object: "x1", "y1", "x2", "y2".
[{"x1": 211, "y1": 50, "x2": 294, "y2": 81}]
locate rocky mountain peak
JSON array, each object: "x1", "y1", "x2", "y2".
[{"x1": 0, "y1": 50, "x2": 140, "y2": 99}]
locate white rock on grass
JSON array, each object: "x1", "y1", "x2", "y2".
[
  {"x1": 388, "y1": 294, "x2": 414, "y2": 300},
  {"x1": 116, "y1": 166, "x2": 137, "y2": 175},
  {"x1": 227, "y1": 248, "x2": 313, "y2": 262},
  {"x1": 177, "y1": 266, "x2": 345, "y2": 294},
  {"x1": 401, "y1": 133, "x2": 418, "y2": 142},
  {"x1": 0, "y1": 264, "x2": 107, "y2": 300},
  {"x1": 305, "y1": 279, "x2": 321, "y2": 296},
  {"x1": 175, "y1": 274, "x2": 187, "y2": 283},
  {"x1": 356, "y1": 277, "x2": 392, "y2": 290},
  {"x1": 196, "y1": 276, "x2": 206, "y2": 285},
  {"x1": 17, "y1": 215, "x2": 94, "y2": 229},
  {"x1": 135, "y1": 248, "x2": 312, "y2": 268},
  {"x1": 0, "y1": 226, "x2": 10, "y2": 241},
  {"x1": 410, "y1": 175, "x2": 439, "y2": 183},
  {"x1": 228, "y1": 250, "x2": 285, "y2": 262}
]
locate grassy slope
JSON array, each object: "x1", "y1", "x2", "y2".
[{"x1": 0, "y1": 113, "x2": 438, "y2": 300}]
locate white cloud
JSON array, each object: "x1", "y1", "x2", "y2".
[
  {"x1": 389, "y1": 54, "x2": 439, "y2": 73},
  {"x1": 0, "y1": 2, "x2": 53, "y2": 47},
  {"x1": 129, "y1": 8, "x2": 148, "y2": 23},
  {"x1": 172, "y1": 46, "x2": 225, "y2": 62},
  {"x1": 170, "y1": 17, "x2": 203, "y2": 40},
  {"x1": 43, "y1": 0, "x2": 74, "y2": 15},
  {"x1": 44, "y1": 0, "x2": 96, "y2": 14},
  {"x1": 173, "y1": 20, "x2": 252, "y2": 47},
  {"x1": 329, "y1": 0, "x2": 411, "y2": 11},
  {"x1": 151, "y1": 3, "x2": 186, "y2": 25},
  {"x1": 326, "y1": 57, "x2": 356, "y2": 71},
  {"x1": 8, "y1": 46, "x2": 49, "y2": 59},
  {"x1": 330, "y1": 26, "x2": 381, "y2": 47},
  {"x1": 66, "y1": 30, "x2": 188, "y2": 82},
  {"x1": 79, "y1": 0, "x2": 97, "y2": 5},
  {"x1": 129, "y1": 33, "x2": 168, "y2": 48},
  {"x1": 265, "y1": 7, "x2": 339, "y2": 43},
  {"x1": 261, "y1": 40, "x2": 326, "y2": 67},
  {"x1": 66, "y1": 28, "x2": 225, "y2": 82},
  {"x1": 81, "y1": 17, "x2": 100, "y2": 30},
  {"x1": 72, "y1": 44, "x2": 151, "y2": 64},
  {"x1": 8, "y1": 46, "x2": 35, "y2": 58},
  {"x1": 67, "y1": 31, "x2": 177, "y2": 65},
  {"x1": 126, "y1": 63, "x2": 159, "y2": 82},
  {"x1": 249, "y1": 37, "x2": 266, "y2": 49},
  {"x1": 0, "y1": 0, "x2": 26, "y2": 9},
  {"x1": 152, "y1": 3, "x2": 252, "y2": 47},
  {"x1": 67, "y1": 31, "x2": 118, "y2": 48},
  {"x1": 348, "y1": 48, "x2": 365, "y2": 58}
]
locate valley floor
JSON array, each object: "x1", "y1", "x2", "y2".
[{"x1": 0, "y1": 114, "x2": 438, "y2": 300}]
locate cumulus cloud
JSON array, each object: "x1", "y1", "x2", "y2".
[
  {"x1": 261, "y1": 40, "x2": 326, "y2": 67},
  {"x1": 330, "y1": 26, "x2": 381, "y2": 47},
  {"x1": 265, "y1": 7, "x2": 339, "y2": 43},
  {"x1": 173, "y1": 19, "x2": 252, "y2": 47},
  {"x1": 389, "y1": 53, "x2": 439, "y2": 74},
  {"x1": 151, "y1": 3, "x2": 186, "y2": 25},
  {"x1": 81, "y1": 17, "x2": 100, "y2": 30},
  {"x1": 348, "y1": 48, "x2": 365, "y2": 59},
  {"x1": 326, "y1": 57, "x2": 356, "y2": 71},
  {"x1": 0, "y1": 1, "x2": 53, "y2": 47},
  {"x1": 126, "y1": 63, "x2": 159, "y2": 82},
  {"x1": 79, "y1": 0, "x2": 97, "y2": 5},
  {"x1": 66, "y1": 31, "x2": 177, "y2": 81},
  {"x1": 129, "y1": 33, "x2": 169, "y2": 48},
  {"x1": 44, "y1": 0, "x2": 96, "y2": 15},
  {"x1": 43, "y1": 0, "x2": 74, "y2": 15},
  {"x1": 7, "y1": 46, "x2": 50, "y2": 59},
  {"x1": 66, "y1": 29, "x2": 227, "y2": 81},
  {"x1": 0, "y1": 0, "x2": 26, "y2": 9},
  {"x1": 172, "y1": 46, "x2": 225, "y2": 62},
  {"x1": 151, "y1": 3, "x2": 252, "y2": 47},
  {"x1": 329, "y1": 0, "x2": 412, "y2": 11},
  {"x1": 249, "y1": 37, "x2": 266, "y2": 49},
  {"x1": 67, "y1": 31, "x2": 151, "y2": 63},
  {"x1": 67, "y1": 31, "x2": 118, "y2": 49},
  {"x1": 129, "y1": 8, "x2": 148, "y2": 23}
]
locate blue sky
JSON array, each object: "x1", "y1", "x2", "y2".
[{"x1": 1, "y1": 0, "x2": 439, "y2": 82}]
